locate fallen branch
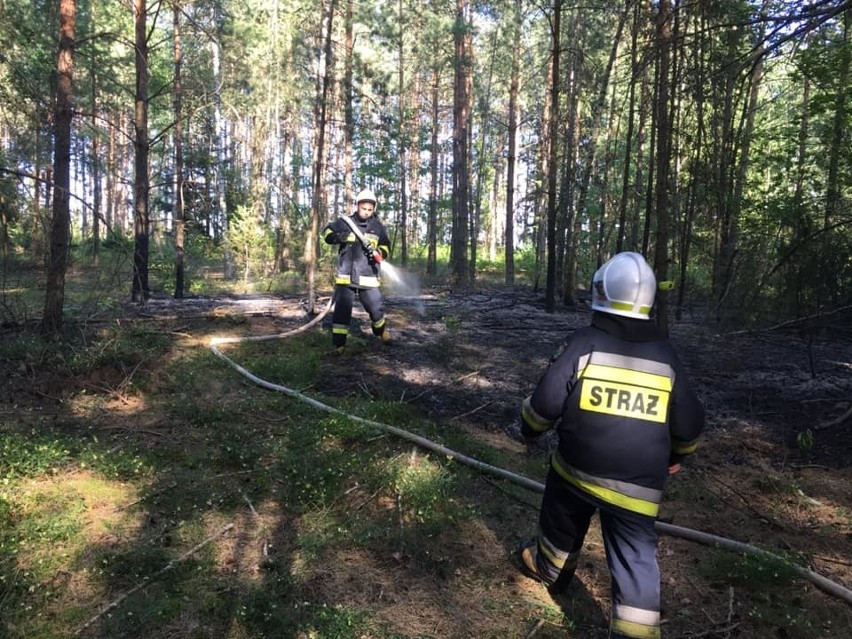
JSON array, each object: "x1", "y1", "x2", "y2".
[
  {"x1": 817, "y1": 402, "x2": 852, "y2": 430},
  {"x1": 449, "y1": 400, "x2": 496, "y2": 422},
  {"x1": 74, "y1": 523, "x2": 235, "y2": 636}
]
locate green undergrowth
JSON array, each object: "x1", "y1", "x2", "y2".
[
  {"x1": 1, "y1": 317, "x2": 844, "y2": 638},
  {"x1": 0, "y1": 321, "x2": 548, "y2": 639}
]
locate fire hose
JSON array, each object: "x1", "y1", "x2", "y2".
[
  {"x1": 340, "y1": 214, "x2": 383, "y2": 264},
  {"x1": 209, "y1": 303, "x2": 852, "y2": 608}
]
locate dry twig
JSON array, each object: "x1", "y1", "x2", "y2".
[{"x1": 74, "y1": 523, "x2": 235, "y2": 636}]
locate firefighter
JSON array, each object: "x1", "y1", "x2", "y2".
[
  {"x1": 517, "y1": 252, "x2": 705, "y2": 639},
  {"x1": 322, "y1": 189, "x2": 392, "y2": 353}
]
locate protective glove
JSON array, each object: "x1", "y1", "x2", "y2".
[
  {"x1": 363, "y1": 244, "x2": 382, "y2": 264},
  {"x1": 507, "y1": 423, "x2": 552, "y2": 458}
]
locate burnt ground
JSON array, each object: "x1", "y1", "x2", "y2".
[
  {"x1": 171, "y1": 287, "x2": 852, "y2": 636},
  {"x1": 3, "y1": 287, "x2": 851, "y2": 638},
  {"x1": 316, "y1": 287, "x2": 852, "y2": 636}
]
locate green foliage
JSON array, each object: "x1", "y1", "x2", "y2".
[
  {"x1": 797, "y1": 428, "x2": 815, "y2": 452},
  {"x1": 0, "y1": 433, "x2": 71, "y2": 481},
  {"x1": 0, "y1": 432, "x2": 150, "y2": 482},
  {"x1": 698, "y1": 550, "x2": 803, "y2": 588}
]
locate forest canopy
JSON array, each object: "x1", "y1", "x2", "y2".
[{"x1": 0, "y1": 0, "x2": 850, "y2": 331}]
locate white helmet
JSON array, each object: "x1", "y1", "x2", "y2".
[
  {"x1": 354, "y1": 189, "x2": 378, "y2": 208},
  {"x1": 591, "y1": 252, "x2": 656, "y2": 320}
]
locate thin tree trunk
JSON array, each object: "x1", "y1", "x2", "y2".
[
  {"x1": 90, "y1": 2, "x2": 101, "y2": 264},
  {"x1": 398, "y1": 0, "x2": 408, "y2": 266},
  {"x1": 131, "y1": 0, "x2": 150, "y2": 303},
  {"x1": 427, "y1": 66, "x2": 440, "y2": 276},
  {"x1": 42, "y1": 0, "x2": 75, "y2": 335},
  {"x1": 173, "y1": 2, "x2": 185, "y2": 298},
  {"x1": 544, "y1": 0, "x2": 562, "y2": 312},
  {"x1": 569, "y1": 1, "x2": 628, "y2": 296},
  {"x1": 504, "y1": 0, "x2": 522, "y2": 285},
  {"x1": 451, "y1": 0, "x2": 472, "y2": 283},
  {"x1": 306, "y1": 0, "x2": 336, "y2": 314},
  {"x1": 617, "y1": 0, "x2": 641, "y2": 253},
  {"x1": 471, "y1": 24, "x2": 498, "y2": 280},
  {"x1": 825, "y1": 9, "x2": 849, "y2": 232},
  {"x1": 652, "y1": 0, "x2": 673, "y2": 335},
  {"x1": 344, "y1": 0, "x2": 354, "y2": 204}
]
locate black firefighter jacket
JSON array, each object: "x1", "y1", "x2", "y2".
[
  {"x1": 521, "y1": 312, "x2": 705, "y2": 519},
  {"x1": 322, "y1": 215, "x2": 391, "y2": 289}
]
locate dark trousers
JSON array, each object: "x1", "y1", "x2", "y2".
[
  {"x1": 331, "y1": 285, "x2": 386, "y2": 347},
  {"x1": 538, "y1": 467, "x2": 661, "y2": 639}
]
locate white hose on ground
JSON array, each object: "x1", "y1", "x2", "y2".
[{"x1": 209, "y1": 309, "x2": 852, "y2": 608}]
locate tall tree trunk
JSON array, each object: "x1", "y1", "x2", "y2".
[
  {"x1": 42, "y1": 0, "x2": 75, "y2": 335},
  {"x1": 427, "y1": 66, "x2": 440, "y2": 276},
  {"x1": 504, "y1": 0, "x2": 522, "y2": 285},
  {"x1": 544, "y1": 0, "x2": 562, "y2": 312},
  {"x1": 675, "y1": 6, "x2": 708, "y2": 320},
  {"x1": 617, "y1": 0, "x2": 641, "y2": 253},
  {"x1": 451, "y1": 0, "x2": 471, "y2": 283},
  {"x1": 566, "y1": 2, "x2": 628, "y2": 304},
  {"x1": 652, "y1": 0, "x2": 673, "y2": 335},
  {"x1": 89, "y1": 1, "x2": 100, "y2": 264},
  {"x1": 306, "y1": 0, "x2": 336, "y2": 314},
  {"x1": 821, "y1": 9, "x2": 850, "y2": 303},
  {"x1": 408, "y1": 58, "x2": 422, "y2": 255},
  {"x1": 398, "y1": 0, "x2": 409, "y2": 266},
  {"x1": 173, "y1": 1, "x2": 186, "y2": 298},
  {"x1": 471, "y1": 24, "x2": 498, "y2": 280},
  {"x1": 824, "y1": 9, "x2": 850, "y2": 233},
  {"x1": 344, "y1": 0, "x2": 354, "y2": 204},
  {"x1": 131, "y1": 0, "x2": 150, "y2": 303}
]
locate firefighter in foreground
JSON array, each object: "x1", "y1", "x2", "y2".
[
  {"x1": 517, "y1": 252, "x2": 705, "y2": 639},
  {"x1": 322, "y1": 189, "x2": 392, "y2": 354}
]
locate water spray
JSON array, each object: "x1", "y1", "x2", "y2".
[{"x1": 338, "y1": 215, "x2": 425, "y2": 316}]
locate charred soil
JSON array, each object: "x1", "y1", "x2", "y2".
[{"x1": 2, "y1": 288, "x2": 851, "y2": 638}]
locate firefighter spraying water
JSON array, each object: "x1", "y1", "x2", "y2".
[{"x1": 322, "y1": 189, "x2": 393, "y2": 354}]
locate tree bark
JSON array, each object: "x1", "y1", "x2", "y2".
[
  {"x1": 173, "y1": 1, "x2": 185, "y2": 299},
  {"x1": 398, "y1": 0, "x2": 409, "y2": 266},
  {"x1": 504, "y1": 0, "x2": 522, "y2": 285},
  {"x1": 451, "y1": 0, "x2": 471, "y2": 283},
  {"x1": 427, "y1": 66, "x2": 440, "y2": 277},
  {"x1": 131, "y1": 0, "x2": 150, "y2": 303},
  {"x1": 306, "y1": 0, "x2": 336, "y2": 314},
  {"x1": 652, "y1": 0, "x2": 673, "y2": 335},
  {"x1": 544, "y1": 0, "x2": 562, "y2": 312},
  {"x1": 42, "y1": 0, "x2": 76, "y2": 336}
]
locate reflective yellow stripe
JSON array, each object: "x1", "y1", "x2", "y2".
[
  {"x1": 522, "y1": 396, "x2": 554, "y2": 433},
  {"x1": 579, "y1": 363, "x2": 672, "y2": 392},
  {"x1": 611, "y1": 618, "x2": 660, "y2": 639},
  {"x1": 537, "y1": 535, "x2": 567, "y2": 569},
  {"x1": 358, "y1": 276, "x2": 380, "y2": 287},
  {"x1": 336, "y1": 274, "x2": 351, "y2": 285},
  {"x1": 611, "y1": 301, "x2": 653, "y2": 316},
  {"x1": 552, "y1": 454, "x2": 660, "y2": 517},
  {"x1": 615, "y1": 604, "x2": 661, "y2": 627},
  {"x1": 672, "y1": 439, "x2": 699, "y2": 455},
  {"x1": 373, "y1": 318, "x2": 386, "y2": 330}
]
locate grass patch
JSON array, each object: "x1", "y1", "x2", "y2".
[{"x1": 1, "y1": 283, "x2": 850, "y2": 638}]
